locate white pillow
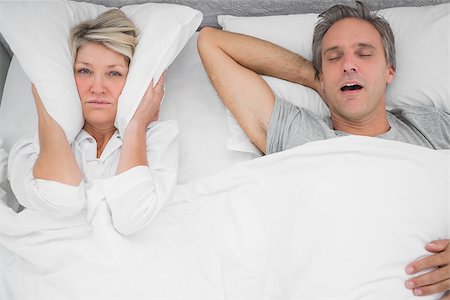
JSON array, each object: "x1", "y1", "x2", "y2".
[
  {"x1": 0, "y1": 0, "x2": 202, "y2": 143},
  {"x1": 0, "y1": 138, "x2": 7, "y2": 201},
  {"x1": 219, "y1": 3, "x2": 450, "y2": 154},
  {"x1": 0, "y1": 56, "x2": 36, "y2": 152}
]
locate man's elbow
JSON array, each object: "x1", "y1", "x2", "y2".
[{"x1": 197, "y1": 26, "x2": 218, "y2": 57}]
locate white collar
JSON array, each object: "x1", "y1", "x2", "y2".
[{"x1": 75, "y1": 129, "x2": 122, "y2": 162}]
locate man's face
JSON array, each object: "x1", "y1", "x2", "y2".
[{"x1": 319, "y1": 18, "x2": 395, "y2": 124}]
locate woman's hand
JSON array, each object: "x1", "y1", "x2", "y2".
[
  {"x1": 116, "y1": 72, "x2": 167, "y2": 174},
  {"x1": 32, "y1": 84, "x2": 53, "y2": 121},
  {"x1": 129, "y1": 71, "x2": 166, "y2": 129},
  {"x1": 31, "y1": 84, "x2": 82, "y2": 186}
]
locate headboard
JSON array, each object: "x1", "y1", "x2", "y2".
[
  {"x1": 0, "y1": 0, "x2": 449, "y2": 103},
  {"x1": 70, "y1": 0, "x2": 450, "y2": 28}
]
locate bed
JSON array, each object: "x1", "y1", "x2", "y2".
[{"x1": 0, "y1": 0, "x2": 449, "y2": 299}]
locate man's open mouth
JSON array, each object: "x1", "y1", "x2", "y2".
[{"x1": 340, "y1": 83, "x2": 363, "y2": 91}]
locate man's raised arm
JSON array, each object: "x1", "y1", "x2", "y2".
[{"x1": 197, "y1": 27, "x2": 318, "y2": 154}]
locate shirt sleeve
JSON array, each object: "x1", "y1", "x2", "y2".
[
  {"x1": 390, "y1": 106, "x2": 450, "y2": 150},
  {"x1": 100, "y1": 120, "x2": 179, "y2": 235},
  {"x1": 266, "y1": 97, "x2": 335, "y2": 154},
  {"x1": 7, "y1": 135, "x2": 86, "y2": 216}
]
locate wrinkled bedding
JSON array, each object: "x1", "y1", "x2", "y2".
[{"x1": 0, "y1": 136, "x2": 448, "y2": 299}]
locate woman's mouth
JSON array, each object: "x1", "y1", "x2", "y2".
[{"x1": 87, "y1": 100, "x2": 111, "y2": 105}]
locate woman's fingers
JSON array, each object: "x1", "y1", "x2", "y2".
[
  {"x1": 31, "y1": 84, "x2": 48, "y2": 115},
  {"x1": 156, "y1": 69, "x2": 167, "y2": 88}
]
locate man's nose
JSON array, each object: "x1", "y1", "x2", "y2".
[{"x1": 342, "y1": 55, "x2": 358, "y2": 73}]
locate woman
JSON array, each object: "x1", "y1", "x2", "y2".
[{"x1": 8, "y1": 9, "x2": 179, "y2": 235}]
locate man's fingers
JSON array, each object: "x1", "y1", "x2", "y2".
[
  {"x1": 407, "y1": 251, "x2": 449, "y2": 274},
  {"x1": 408, "y1": 278, "x2": 450, "y2": 297},
  {"x1": 406, "y1": 265, "x2": 449, "y2": 288},
  {"x1": 426, "y1": 240, "x2": 450, "y2": 253},
  {"x1": 405, "y1": 240, "x2": 450, "y2": 298}
]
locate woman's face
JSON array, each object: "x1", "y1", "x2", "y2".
[{"x1": 74, "y1": 42, "x2": 129, "y2": 131}]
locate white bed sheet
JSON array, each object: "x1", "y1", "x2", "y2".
[{"x1": 0, "y1": 136, "x2": 448, "y2": 299}]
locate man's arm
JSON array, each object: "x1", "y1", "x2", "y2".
[{"x1": 197, "y1": 27, "x2": 319, "y2": 154}]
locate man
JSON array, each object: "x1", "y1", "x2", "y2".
[{"x1": 198, "y1": 1, "x2": 450, "y2": 298}]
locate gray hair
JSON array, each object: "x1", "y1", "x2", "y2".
[
  {"x1": 70, "y1": 9, "x2": 139, "y2": 63},
  {"x1": 312, "y1": 1, "x2": 396, "y2": 80}
]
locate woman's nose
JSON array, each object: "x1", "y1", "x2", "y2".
[{"x1": 90, "y1": 76, "x2": 106, "y2": 94}]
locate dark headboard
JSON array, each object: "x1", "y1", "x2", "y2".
[{"x1": 72, "y1": 0, "x2": 450, "y2": 28}]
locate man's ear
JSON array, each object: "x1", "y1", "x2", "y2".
[
  {"x1": 386, "y1": 65, "x2": 395, "y2": 85},
  {"x1": 319, "y1": 73, "x2": 328, "y2": 104},
  {"x1": 319, "y1": 73, "x2": 324, "y2": 90}
]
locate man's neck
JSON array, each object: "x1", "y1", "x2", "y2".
[{"x1": 331, "y1": 110, "x2": 390, "y2": 137}]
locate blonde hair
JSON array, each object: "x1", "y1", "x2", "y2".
[{"x1": 69, "y1": 9, "x2": 139, "y2": 63}]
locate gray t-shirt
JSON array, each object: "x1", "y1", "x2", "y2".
[{"x1": 267, "y1": 97, "x2": 450, "y2": 154}]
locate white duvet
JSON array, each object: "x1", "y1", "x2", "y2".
[{"x1": 0, "y1": 136, "x2": 448, "y2": 299}]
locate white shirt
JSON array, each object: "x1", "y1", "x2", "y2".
[{"x1": 8, "y1": 120, "x2": 179, "y2": 235}]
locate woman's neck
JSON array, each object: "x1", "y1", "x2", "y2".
[{"x1": 83, "y1": 123, "x2": 117, "y2": 158}]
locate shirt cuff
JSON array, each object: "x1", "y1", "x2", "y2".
[
  {"x1": 100, "y1": 165, "x2": 154, "y2": 200},
  {"x1": 31, "y1": 179, "x2": 86, "y2": 216},
  {"x1": 99, "y1": 166, "x2": 158, "y2": 235}
]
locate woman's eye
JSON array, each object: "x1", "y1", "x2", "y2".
[
  {"x1": 108, "y1": 71, "x2": 122, "y2": 77},
  {"x1": 77, "y1": 68, "x2": 91, "y2": 75}
]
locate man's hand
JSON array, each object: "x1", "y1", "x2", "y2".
[{"x1": 405, "y1": 240, "x2": 450, "y2": 298}]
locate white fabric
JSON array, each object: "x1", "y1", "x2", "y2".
[
  {"x1": 219, "y1": 3, "x2": 450, "y2": 154},
  {"x1": 0, "y1": 139, "x2": 18, "y2": 212},
  {"x1": 0, "y1": 56, "x2": 37, "y2": 152},
  {"x1": 0, "y1": 136, "x2": 448, "y2": 299},
  {"x1": 0, "y1": 0, "x2": 202, "y2": 142},
  {"x1": 0, "y1": 139, "x2": 7, "y2": 203},
  {"x1": 7, "y1": 120, "x2": 179, "y2": 235}
]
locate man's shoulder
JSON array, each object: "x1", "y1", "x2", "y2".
[
  {"x1": 275, "y1": 96, "x2": 330, "y2": 120},
  {"x1": 388, "y1": 105, "x2": 448, "y2": 117},
  {"x1": 388, "y1": 104, "x2": 450, "y2": 136}
]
